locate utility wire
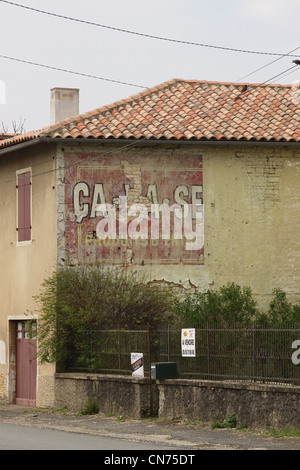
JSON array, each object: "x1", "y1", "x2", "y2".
[
  {"x1": 235, "y1": 46, "x2": 300, "y2": 82},
  {"x1": 181, "y1": 63, "x2": 300, "y2": 125},
  {"x1": 0, "y1": 54, "x2": 147, "y2": 89},
  {"x1": 1, "y1": 0, "x2": 299, "y2": 58},
  {"x1": 261, "y1": 65, "x2": 298, "y2": 85},
  {"x1": 0, "y1": 138, "x2": 154, "y2": 184},
  {"x1": 1, "y1": 2, "x2": 299, "y2": 93},
  {"x1": 272, "y1": 67, "x2": 300, "y2": 83},
  {"x1": 0, "y1": 52, "x2": 298, "y2": 94},
  {"x1": 0, "y1": 63, "x2": 298, "y2": 186}
]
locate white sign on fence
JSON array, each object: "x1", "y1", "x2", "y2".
[
  {"x1": 131, "y1": 352, "x2": 144, "y2": 377},
  {"x1": 181, "y1": 328, "x2": 196, "y2": 357}
]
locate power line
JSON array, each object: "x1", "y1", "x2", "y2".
[
  {"x1": 0, "y1": 63, "x2": 298, "y2": 186},
  {"x1": 0, "y1": 138, "x2": 151, "y2": 184},
  {"x1": 0, "y1": 51, "x2": 297, "y2": 94},
  {"x1": 1, "y1": 2, "x2": 299, "y2": 98},
  {"x1": 272, "y1": 67, "x2": 300, "y2": 83},
  {"x1": 0, "y1": 54, "x2": 147, "y2": 89},
  {"x1": 1, "y1": 0, "x2": 300, "y2": 58},
  {"x1": 261, "y1": 65, "x2": 298, "y2": 85},
  {"x1": 235, "y1": 46, "x2": 300, "y2": 82},
  {"x1": 181, "y1": 63, "x2": 300, "y2": 125}
]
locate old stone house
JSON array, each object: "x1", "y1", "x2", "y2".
[{"x1": 0, "y1": 79, "x2": 299, "y2": 408}]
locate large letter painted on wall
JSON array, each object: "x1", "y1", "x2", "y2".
[{"x1": 64, "y1": 152, "x2": 203, "y2": 265}]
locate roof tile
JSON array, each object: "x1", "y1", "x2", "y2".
[{"x1": 1, "y1": 79, "x2": 299, "y2": 150}]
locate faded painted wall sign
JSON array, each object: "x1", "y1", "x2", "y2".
[{"x1": 64, "y1": 152, "x2": 203, "y2": 265}]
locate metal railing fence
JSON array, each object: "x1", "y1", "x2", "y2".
[
  {"x1": 65, "y1": 329, "x2": 152, "y2": 376},
  {"x1": 62, "y1": 323, "x2": 300, "y2": 385},
  {"x1": 158, "y1": 323, "x2": 300, "y2": 385}
]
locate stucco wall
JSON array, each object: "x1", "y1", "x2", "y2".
[
  {"x1": 61, "y1": 141, "x2": 300, "y2": 310},
  {"x1": 1, "y1": 139, "x2": 300, "y2": 409},
  {"x1": 0, "y1": 143, "x2": 57, "y2": 404},
  {"x1": 204, "y1": 144, "x2": 300, "y2": 309}
]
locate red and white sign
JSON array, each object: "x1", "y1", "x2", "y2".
[{"x1": 131, "y1": 352, "x2": 144, "y2": 377}]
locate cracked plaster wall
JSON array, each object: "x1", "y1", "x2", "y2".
[{"x1": 59, "y1": 142, "x2": 300, "y2": 310}]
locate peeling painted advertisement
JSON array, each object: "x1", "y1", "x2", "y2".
[{"x1": 64, "y1": 152, "x2": 203, "y2": 265}]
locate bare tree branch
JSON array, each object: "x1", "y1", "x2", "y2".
[{"x1": 0, "y1": 117, "x2": 26, "y2": 134}]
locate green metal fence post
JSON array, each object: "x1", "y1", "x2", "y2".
[
  {"x1": 252, "y1": 322, "x2": 256, "y2": 382},
  {"x1": 148, "y1": 328, "x2": 153, "y2": 417}
]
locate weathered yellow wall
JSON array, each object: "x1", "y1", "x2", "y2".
[
  {"x1": 144, "y1": 144, "x2": 300, "y2": 309},
  {"x1": 0, "y1": 143, "x2": 57, "y2": 405},
  {"x1": 62, "y1": 142, "x2": 300, "y2": 311},
  {"x1": 0, "y1": 139, "x2": 299, "y2": 407},
  {"x1": 200, "y1": 144, "x2": 300, "y2": 309}
]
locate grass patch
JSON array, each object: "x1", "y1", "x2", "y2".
[
  {"x1": 268, "y1": 426, "x2": 300, "y2": 438},
  {"x1": 78, "y1": 401, "x2": 99, "y2": 416},
  {"x1": 211, "y1": 414, "x2": 237, "y2": 429}
]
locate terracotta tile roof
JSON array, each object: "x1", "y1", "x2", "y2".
[
  {"x1": 0, "y1": 133, "x2": 16, "y2": 141},
  {"x1": 1, "y1": 79, "x2": 299, "y2": 150}
]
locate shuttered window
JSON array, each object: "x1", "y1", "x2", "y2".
[{"x1": 17, "y1": 171, "x2": 31, "y2": 242}]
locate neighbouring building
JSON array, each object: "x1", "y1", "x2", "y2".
[{"x1": 0, "y1": 79, "x2": 299, "y2": 407}]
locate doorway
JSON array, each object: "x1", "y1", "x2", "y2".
[{"x1": 15, "y1": 320, "x2": 37, "y2": 406}]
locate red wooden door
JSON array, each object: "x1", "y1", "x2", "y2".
[{"x1": 16, "y1": 321, "x2": 37, "y2": 406}]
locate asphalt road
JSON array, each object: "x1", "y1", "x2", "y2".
[
  {"x1": 0, "y1": 405, "x2": 300, "y2": 451},
  {"x1": 0, "y1": 421, "x2": 179, "y2": 450}
]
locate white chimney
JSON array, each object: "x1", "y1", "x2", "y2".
[{"x1": 50, "y1": 87, "x2": 79, "y2": 125}]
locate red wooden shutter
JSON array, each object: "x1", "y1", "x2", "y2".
[{"x1": 17, "y1": 172, "x2": 31, "y2": 242}]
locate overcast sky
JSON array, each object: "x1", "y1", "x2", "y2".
[{"x1": 0, "y1": 0, "x2": 299, "y2": 132}]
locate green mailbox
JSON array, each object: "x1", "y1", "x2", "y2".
[{"x1": 151, "y1": 362, "x2": 177, "y2": 380}]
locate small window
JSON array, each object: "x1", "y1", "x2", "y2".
[{"x1": 17, "y1": 170, "x2": 31, "y2": 242}]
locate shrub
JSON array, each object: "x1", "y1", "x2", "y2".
[
  {"x1": 266, "y1": 288, "x2": 300, "y2": 323},
  {"x1": 211, "y1": 413, "x2": 237, "y2": 429},
  {"x1": 79, "y1": 401, "x2": 99, "y2": 415},
  {"x1": 175, "y1": 282, "x2": 259, "y2": 324},
  {"x1": 34, "y1": 263, "x2": 176, "y2": 367}
]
